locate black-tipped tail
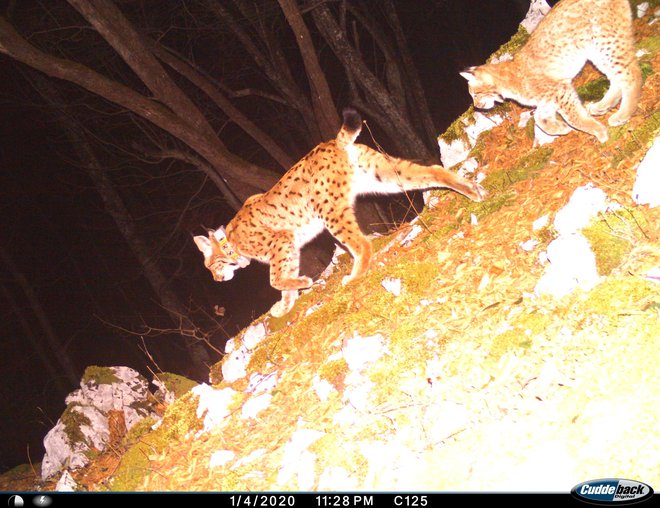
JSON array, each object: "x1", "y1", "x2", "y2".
[
  {"x1": 342, "y1": 108, "x2": 362, "y2": 132},
  {"x1": 337, "y1": 107, "x2": 362, "y2": 148},
  {"x1": 342, "y1": 107, "x2": 362, "y2": 133}
]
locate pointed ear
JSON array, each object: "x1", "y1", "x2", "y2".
[
  {"x1": 193, "y1": 235, "x2": 213, "y2": 257},
  {"x1": 460, "y1": 68, "x2": 477, "y2": 82}
]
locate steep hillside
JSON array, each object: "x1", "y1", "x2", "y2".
[{"x1": 2, "y1": 3, "x2": 658, "y2": 493}]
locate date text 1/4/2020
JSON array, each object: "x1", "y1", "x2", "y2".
[{"x1": 229, "y1": 494, "x2": 431, "y2": 507}]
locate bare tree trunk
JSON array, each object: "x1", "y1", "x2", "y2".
[
  {"x1": 29, "y1": 73, "x2": 213, "y2": 373},
  {"x1": 0, "y1": 16, "x2": 277, "y2": 204},
  {"x1": 311, "y1": 3, "x2": 435, "y2": 162},
  {"x1": 344, "y1": 3, "x2": 407, "y2": 112},
  {"x1": 0, "y1": 247, "x2": 79, "y2": 388},
  {"x1": 67, "y1": 0, "x2": 217, "y2": 143},
  {"x1": 382, "y1": 0, "x2": 438, "y2": 150},
  {"x1": 277, "y1": 0, "x2": 339, "y2": 139}
]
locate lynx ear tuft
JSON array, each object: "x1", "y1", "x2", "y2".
[{"x1": 193, "y1": 235, "x2": 213, "y2": 257}]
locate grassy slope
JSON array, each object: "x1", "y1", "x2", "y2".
[{"x1": 2, "y1": 7, "x2": 658, "y2": 493}]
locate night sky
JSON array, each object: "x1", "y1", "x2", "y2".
[{"x1": 0, "y1": 0, "x2": 531, "y2": 472}]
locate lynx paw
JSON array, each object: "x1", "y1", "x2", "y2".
[
  {"x1": 270, "y1": 298, "x2": 294, "y2": 318},
  {"x1": 587, "y1": 101, "x2": 613, "y2": 117},
  {"x1": 342, "y1": 274, "x2": 355, "y2": 286},
  {"x1": 592, "y1": 125, "x2": 609, "y2": 143},
  {"x1": 607, "y1": 111, "x2": 631, "y2": 127}
]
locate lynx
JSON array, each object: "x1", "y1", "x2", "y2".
[
  {"x1": 460, "y1": 0, "x2": 641, "y2": 143},
  {"x1": 194, "y1": 109, "x2": 486, "y2": 317}
]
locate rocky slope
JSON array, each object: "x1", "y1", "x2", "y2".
[{"x1": 2, "y1": 1, "x2": 659, "y2": 493}]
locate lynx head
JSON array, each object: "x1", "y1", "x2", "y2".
[
  {"x1": 193, "y1": 227, "x2": 250, "y2": 282},
  {"x1": 460, "y1": 65, "x2": 505, "y2": 110}
]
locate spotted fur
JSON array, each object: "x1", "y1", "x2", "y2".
[{"x1": 195, "y1": 109, "x2": 486, "y2": 317}]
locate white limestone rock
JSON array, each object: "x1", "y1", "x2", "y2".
[
  {"x1": 209, "y1": 450, "x2": 235, "y2": 468},
  {"x1": 535, "y1": 233, "x2": 600, "y2": 298},
  {"x1": 318, "y1": 467, "x2": 358, "y2": 491},
  {"x1": 242, "y1": 322, "x2": 267, "y2": 349},
  {"x1": 192, "y1": 384, "x2": 237, "y2": 432},
  {"x1": 55, "y1": 470, "x2": 77, "y2": 492},
  {"x1": 438, "y1": 113, "x2": 504, "y2": 168},
  {"x1": 312, "y1": 375, "x2": 335, "y2": 402},
  {"x1": 381, "y1": 277, "x2": 402, "y2": 297},
  {"x1": 520, "y1": 0, "x2": 551, "y2": 33},
  {"x1": 41, "y1": 366, "x2": 156, "y2": 480},
  {"x1": 438, "y1": 137, "x2": 471, "y2": 169},
  {"x1": 246, "y1": 371, "x2": 278, "y2": 394},
  {"x1": 534, "y1": 184, "x2": 616, "y2": 298},
  {"x1": 277, "y1": 429, "x2": 325, "y2": 489},
  {"x1": 637, "y1": 1, "x2": 649, "y2": 18},
  {"x1": 241, "y1": 393, "x2": 272, "y2": 420},
  {"x1": 554, "y1": 184, "x2": 609, "y2": 235},
  {"x1": 342, "y1": 333, "x2": 388, "y2": 372},
  {"x1": 221, "y1": 345, "x2": 251, "y2": 383}
]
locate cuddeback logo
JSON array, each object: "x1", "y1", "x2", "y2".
[{"x1": 572, "y1": 479, "x2": 654, "y2": 505}]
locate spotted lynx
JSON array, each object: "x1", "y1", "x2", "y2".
[
  {"x1": 194, "y1": 109, "x2": 486, "y2": 317},
  {"x1": 460, "y1": 0, "x2": 641, "y2": 142}
]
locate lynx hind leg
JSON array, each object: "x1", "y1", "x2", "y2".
[
  {"x1": 588, "y1": 39, "x2": 642, "y2": 126},
  {"x1": 383, "y1": 160, "x2": 486, "y2": 202},
  {"x1": 587, "y1": 83, "x2": 622, "y2": 117},
  {"x1": 342, "y1": 237, "x2": 372, "y2": 286},
  {"x1": 605, "y1": 64, "x2": 642, "y2": 126},
  {"x1": 325, "y1": 207, "x2": 372, "y2": 285}
]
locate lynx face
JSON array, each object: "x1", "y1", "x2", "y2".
[
  {"x1": 460, "y1": 67, "x2": 504, "y2": 109},
  {"x1": 193, "y1": 228, "x2": 250, "y2": 282}
]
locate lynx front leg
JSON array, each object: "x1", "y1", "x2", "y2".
[
  {"x1": 267, "y1": 231, "x2": 313, "y2": 317},
  {"x1": 424, "y1": 166, "x2": 487, "y2": 202},
  {"x1": 268, "y1": 231, "x2": 313, "y2": 291}
]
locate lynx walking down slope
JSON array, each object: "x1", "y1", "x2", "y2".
[
  {"x1": 195, "y1": 109, "x2": 486, "y2": 317},
  {"x1": 461, "y1": 0, "x2": 641, "y2": 143}
]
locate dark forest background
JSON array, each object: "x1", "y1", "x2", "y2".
[{"x1": 0, "y1": 0, "x2": 532, "y2": 472}]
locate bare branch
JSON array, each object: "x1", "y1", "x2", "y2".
[
  {"x1": 0, "y1": 15, "x2": 279, "y2": 202},
  {"x1": 148, "y1": 39, "x2": 295, "y2": 169}
]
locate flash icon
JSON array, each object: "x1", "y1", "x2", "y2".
[{"x1": 31, "y1": 496, "x2": 51, "y2": 507}]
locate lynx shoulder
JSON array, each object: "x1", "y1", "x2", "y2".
[
  {"x1": 195, "y1": 109, "x2": 486, "y2": 317},
  {"x1": 461, "y1": 0, "x2": 641, "y2": 142}
]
